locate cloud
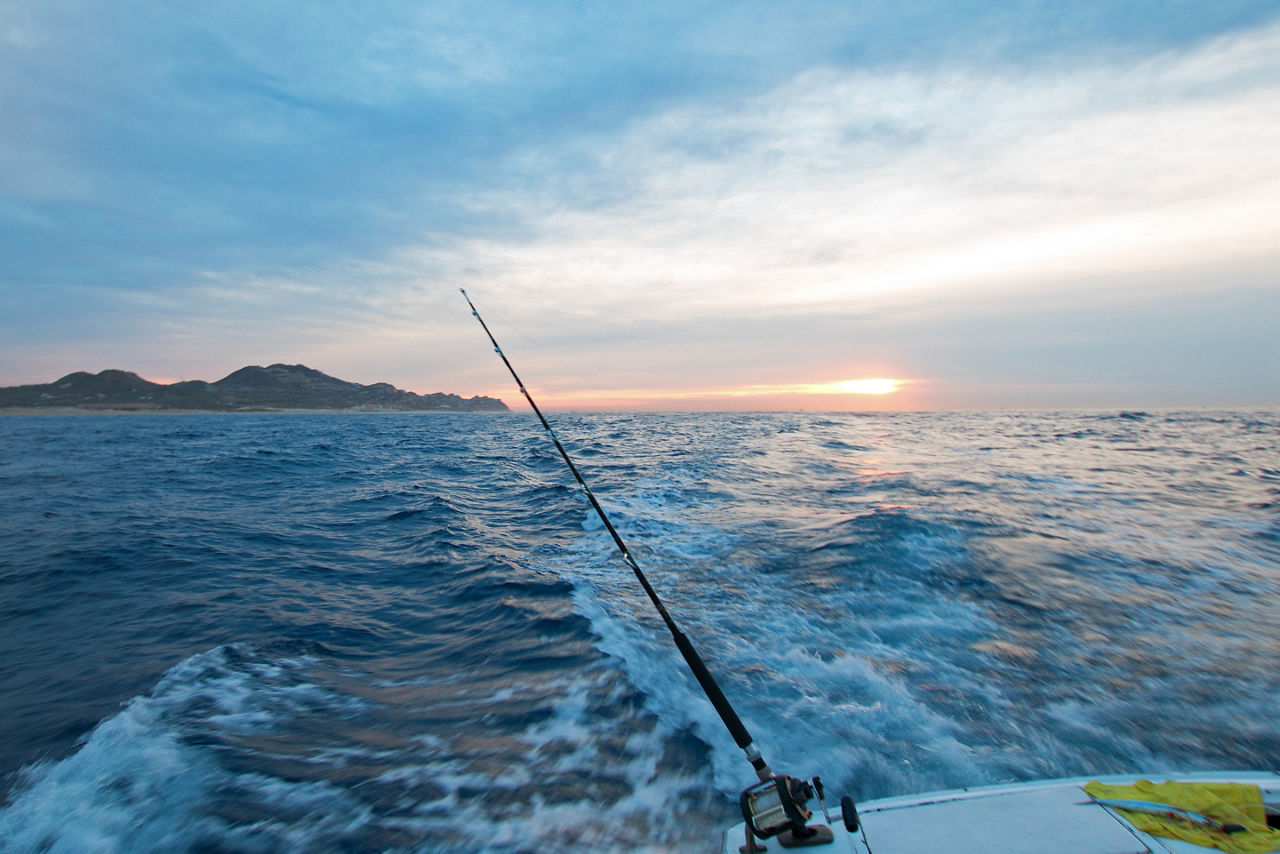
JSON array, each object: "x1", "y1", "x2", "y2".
[{"x1": 417, "y1": 19, "x2": 1280, "y2": 328}]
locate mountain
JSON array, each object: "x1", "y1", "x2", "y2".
[{"x1": 0, "y1": 365, "x2": 508, "y2": 412}]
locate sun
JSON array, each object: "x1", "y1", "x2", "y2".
[
  {"x1": 811, "y1": 378, "x2": 904, "y2": 395},
  {"x1": 832, "y1": 378, "x2": 902, "y2": 395}
]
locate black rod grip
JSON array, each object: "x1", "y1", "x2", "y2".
[{"x1": 674, "y1": 630, "x2": 754, "y2": 749}]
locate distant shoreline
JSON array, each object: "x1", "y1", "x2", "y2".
[
  {"x1": 0, "y1": 407, "x2": 510, "y2": 416},
  {"x1": 0, "y1": 365, "x2": 509, "y2": 413}
]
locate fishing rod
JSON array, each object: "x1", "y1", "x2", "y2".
[{"x1": 461, "y1": 290, "x2": 842, "y2": 846}]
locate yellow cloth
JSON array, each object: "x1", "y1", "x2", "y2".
[{"x1": 1083, "y1": 779, "x2": 1280, "y2": 854}]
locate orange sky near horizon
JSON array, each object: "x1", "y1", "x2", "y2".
[
  {"x1": 479, "y1": 378, "x2": 919, "y2": 412},
  {"x1": 130, "y1": 372, "x2": 919, "y2": 412}
]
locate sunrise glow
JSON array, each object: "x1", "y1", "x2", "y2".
[
  {"x1": 485, "y1": 377, "x2": 911, "y2": 410},
  {"x1": 811, "y1": 379, "x2": 904, "y2": 395}
]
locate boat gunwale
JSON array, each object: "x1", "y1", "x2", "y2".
[{"x1": 855, "y1": 770, "x2": 1280, "y2": 814}]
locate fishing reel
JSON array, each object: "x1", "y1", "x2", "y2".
[{"x1": 740, "y1": 774, "x2": 835, "y2": 847}]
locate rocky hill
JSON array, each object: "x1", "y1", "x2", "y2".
[{"x1": 0, "y1": 364, "x2": 508, "y2": 412}]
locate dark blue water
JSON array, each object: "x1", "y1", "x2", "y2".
[{"x1": 1, "y1": 411, "x2": 1277, "y2": 851}]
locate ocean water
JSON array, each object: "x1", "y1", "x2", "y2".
[{"x1": 0, "y1": 410, "x2": 1277, "y2": 852}]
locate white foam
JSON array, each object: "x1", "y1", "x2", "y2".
[
  {"x1": 536, "y1": 466, "x2": 1028, "y2": 802},
  {"x1": 357, "y1": 666, "x2": 729, "y2": 851},
  {"x1": 0, "y1": 697, "x2": 213, "y2": 853},
  {"x1": 0, "y1": 645, "x2": 370, "y2": 853}
]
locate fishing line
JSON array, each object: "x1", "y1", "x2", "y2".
[
  {"x1": 463, "y1": 290, "x2": 848, "y2": 846},
  {"x1": 463, "y1": 295, "x2": 596, "y2": 399},
  {"x1": 460, "y1": 288, "x2": 776, "y2": 782}
]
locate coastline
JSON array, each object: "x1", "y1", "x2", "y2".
[{"x1": 0, "y1": 407, "x2": 508, "y2": 416}]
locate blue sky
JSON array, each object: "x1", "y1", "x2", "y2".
[{"x1": 2, "y1": 1, "x2": 1277, "y2": 409}]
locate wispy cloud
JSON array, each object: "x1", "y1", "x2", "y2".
[{"x1": 419, "y1": 21, "x2": 1280, "y2": 325}]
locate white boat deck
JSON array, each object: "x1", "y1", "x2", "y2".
[{"x1": 721, "y1": 771, "x2": 1280, "y2": 854}]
